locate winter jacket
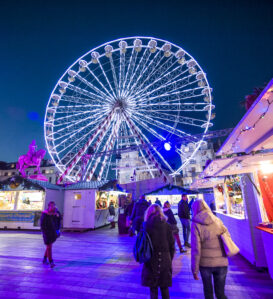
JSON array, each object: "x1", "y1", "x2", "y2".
[
  {"x1": 163, "y1": 208, "x2": 177, "y2": 225},
  {"x1": 178, "y1": 200, "x2": 190, "y2": 219},
  {"x1": 141, "y1": 216, "x2": 175, "y2": 288},
  {"x1": 191, "y1": 200, "x2": 228, "y2": 275},
  {"x1": 40, "y1": 210, "x2": 61, "y2": 245},
  {"x1": 130, "y1": 199, "x2": 150, "y2": 220}
]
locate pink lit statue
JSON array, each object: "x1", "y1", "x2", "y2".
[{"x1": 17, "y1": 140, "x2": 47, "y2": 180}]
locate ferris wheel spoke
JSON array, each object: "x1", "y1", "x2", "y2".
[
  {"x1": 97, "y1": 60, "x2": 117, "y2": 98},
  {"x1": 119, "y1": 51, "x2": 126, "y2": 98},
  {"x1": 128, "y1": 116, "x2": 174, "y2": 173},
  {"x1": 61, "y1": 95, "x2": 96, "y2": 105},
  {"x1": 122, "y1": 48, "x2": 137, "y2": 94},
  {"x1": 137, "y1": 102, "x2": 208, "y2": 112},
  {"x1": 128, "y1": 49, "x2": 164, "y2": 97},
  {"x1": 135, "y1": 85, "x2": 204, "y2": 106},
  {"x1": 83, "y1": 120, "x2": 117, "y2": 180},
  {"x1": 132, "y1": 54, "x2": 177, "y2": 98},
  {"x1": 74, "y1": 73, "x2": 113, "y2": 104},
  {"x1": 130, "y1": 115, "x2": 166, "y2": 141},
  {"x1": 57, "y1": 112, "x2": 115, "y2": 183},
  {"x1": 134, "y1": 67, "x2": 191, "y2": 101},
  {"x1": 66, "y1": 84, "x2": 108, "y2": 104},
  {"x1": 55, "y1": 113, "x2": 110, "y2": 151},
  {"x1": 109, "y1": 56, "x2": 120, "y2": 97},
  {"x1": 53, "y1": 112, "x2": 105, "y2": 129},
  {"x1": 86, "y1": 122, "x2": 118, "y2": 181},
  {"x1": 85, "y1": 66, "x2": 115, "y2": 102},
  {"x1": 97, "y1": 118, "x2": 121, "y2": 180},
  {"x1": 52, "y1": 108, "x2": 106, "y2": 125},
  {"x1": 51, "y1": 114, "x2": 106, "y2": 141},
  {"x1": 125, "y1": 48, "x2": 151, "y2": 97},
  {"x1": 133, "y1": 111, "x2": 199, "y2": 142},
  {"x1": 137, "y1": 110, "x2": 206, "y2": 128},
  {"x1": 123, "y1": 48, "x2": 147, "y2": 97}
]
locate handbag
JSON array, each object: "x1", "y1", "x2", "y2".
[
  {"x1": 108, "y1": 215, "x2": 114, "y2": 222},
  {"x1": 220, "y1": 231, "x2": 239, "y2": 257},
  {"x1": 133, "y1": 222, "x2": 154, "y2": 264}
]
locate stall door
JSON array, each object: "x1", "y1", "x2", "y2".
[{"x1": 71, "y1": 192, "x2": 83, "y2": 227}]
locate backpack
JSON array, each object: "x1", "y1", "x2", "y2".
[{"x1": 133, "y1": 222, "x2": 153, "y2": 263}]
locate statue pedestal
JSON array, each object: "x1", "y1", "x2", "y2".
[{"x1": 29, "y1": 174, "x2": 48, "y2": 181}]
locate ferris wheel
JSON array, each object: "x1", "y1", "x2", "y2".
[{"x1": 44, "y1": 37, "x2": 214, "y2": 183}]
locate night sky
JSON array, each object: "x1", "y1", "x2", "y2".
[{"x1": 1, "y1": 0, "x2": 273, "y2": 162}]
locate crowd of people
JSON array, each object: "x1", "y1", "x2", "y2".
[{"x1": 41, "y1": 195, "x2": 233, "y2": 299}]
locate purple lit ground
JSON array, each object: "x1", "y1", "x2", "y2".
[{"x1": 0, "y1": 226, "x2": 273, "y2": 299}]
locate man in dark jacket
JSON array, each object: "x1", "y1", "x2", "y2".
[
  {"x1": 130, "y1": 196, "x2": 150, "y2": 235},
  {"x1": 178, "y1": 194, "x2": 191, "y2": 247}
]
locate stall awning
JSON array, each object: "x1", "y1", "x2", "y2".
[
  {"x1": 145, "y1": 184, "x2": 198, "y2": 196},
  {"x1": 218, "y1": 78, "x2": 273, "y2": 156}
]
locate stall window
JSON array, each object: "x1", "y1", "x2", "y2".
[
  {"x1": 214, "y1": 185, "x2": 226, "y2": 213},
  {"x1": 0, "y1": 192, "x2": 16, "y2": 210},
  {"x1": 225, "y1": 175, "x2": 245, "y2": 217},
  {"x1": 17, "y1": 191, "x2": 44, "y2": 211},
  {"x1": 96, "y1": 191, "x2": 108, "y2": 209}
]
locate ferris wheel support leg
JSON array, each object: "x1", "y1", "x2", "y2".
[{"x1": 123, "y1": 113, "x2": 170, "y2": 184}]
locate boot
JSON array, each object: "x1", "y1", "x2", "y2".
[
  {"x1": 111, "y1": 221, "x2": 115, "y2": 229},
  {"x1": 49, "y1": 260, "x2": 55, "y2": 268},
  {"x1": 43, "y1": 256, "x2": 48, "y2": 264}
]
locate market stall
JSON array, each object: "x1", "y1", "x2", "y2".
[
  {"x1": 145, "y1": 184, "x2": 198, "y2": 214},
  {"x1": 191, "y1": 78, "x2": 273, "y2": 277},
  {"x1": 0, "y1": 176, "x2": 63, "y2": 230},
  {"x1": 63, "y1": 180, "x2": 128, "y2": 230}
]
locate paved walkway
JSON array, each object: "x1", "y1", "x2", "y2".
[{"x1": 0, "y1": 226, "x2": 273, "y2": 299}]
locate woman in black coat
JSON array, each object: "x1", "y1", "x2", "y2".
[
  {"x1": 141, "y1": 204, "x2": 175, "y2": 299},
  {"x1": 40, "y1": 201, "x2": 61, "y2": 268}
]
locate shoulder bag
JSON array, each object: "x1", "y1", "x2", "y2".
[
  {"x1": 221, "y1": 231, "x2": 240, "y2": 257},
  {"x1": 133, "y1": 222, "x2": 153, "y2": 263}
]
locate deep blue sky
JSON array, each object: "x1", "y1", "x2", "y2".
[{"x1": 1, "y1": 0, "x2": 273, "y2": 162}]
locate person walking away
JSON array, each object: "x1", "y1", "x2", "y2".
[
  {"x1": 178, "y1": 194, "x2": 191, "y2": 247},
  {"x1": 109, "y1": 201, "x2": 116, "y2": 228},
  {"x1": 163, "y1": 201, "x2": 186, "y2": 253},
  {"x1": 191, "y1": 199, "x2": 229, "y2": 299},
  {"x1": 40, "y1": 201, "x2": 61, "y2": 268},
  {"x1": 130, "y1": 196, "x2": 150, "y2": 235},
  {"x1": 125, "y1": 199, "x2": 135, "y2": 235},
  {"x1": 155, "y1": 198, "x2": 162, "y2": 207},
  {"x1": 141, "y1": 204, "x2": 175, "y2": 299}
]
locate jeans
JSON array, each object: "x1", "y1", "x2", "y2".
[
  {"x1": 150, "y1": 287, "x2": 169, "y2": 299},
  {"x1": 199, "y1": 266, "x2": 228, "y2": 299},
  {"x1": 180, "y1": 218, "x2": 190, "y2": 244}
]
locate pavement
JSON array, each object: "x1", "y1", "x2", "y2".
[{"x1": 0, "y1": 226, "x2": 273, "y2": 298}]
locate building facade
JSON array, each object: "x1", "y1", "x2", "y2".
[{"x1": 0, "y1": 160, "x2": 59, "y2": 184}]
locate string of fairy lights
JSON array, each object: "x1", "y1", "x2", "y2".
[{"x1": 220, "y1": 95, "x2": 273, "y2": 158}]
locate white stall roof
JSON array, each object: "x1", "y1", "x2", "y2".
[
  {"x1": 218, "y1": 78, "x2": 273, "y2": 156},
  {"x1": 64, "y1": 180, "x2": 109, "y2": 190}
]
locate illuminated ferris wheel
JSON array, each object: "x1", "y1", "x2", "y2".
[{"x1": 44, "y1": 37, "x2": 214, "y2": 183}]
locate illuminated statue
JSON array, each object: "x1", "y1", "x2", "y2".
[{"x1": 17, "y1": 140, "x2": 47, "y2": 180}]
